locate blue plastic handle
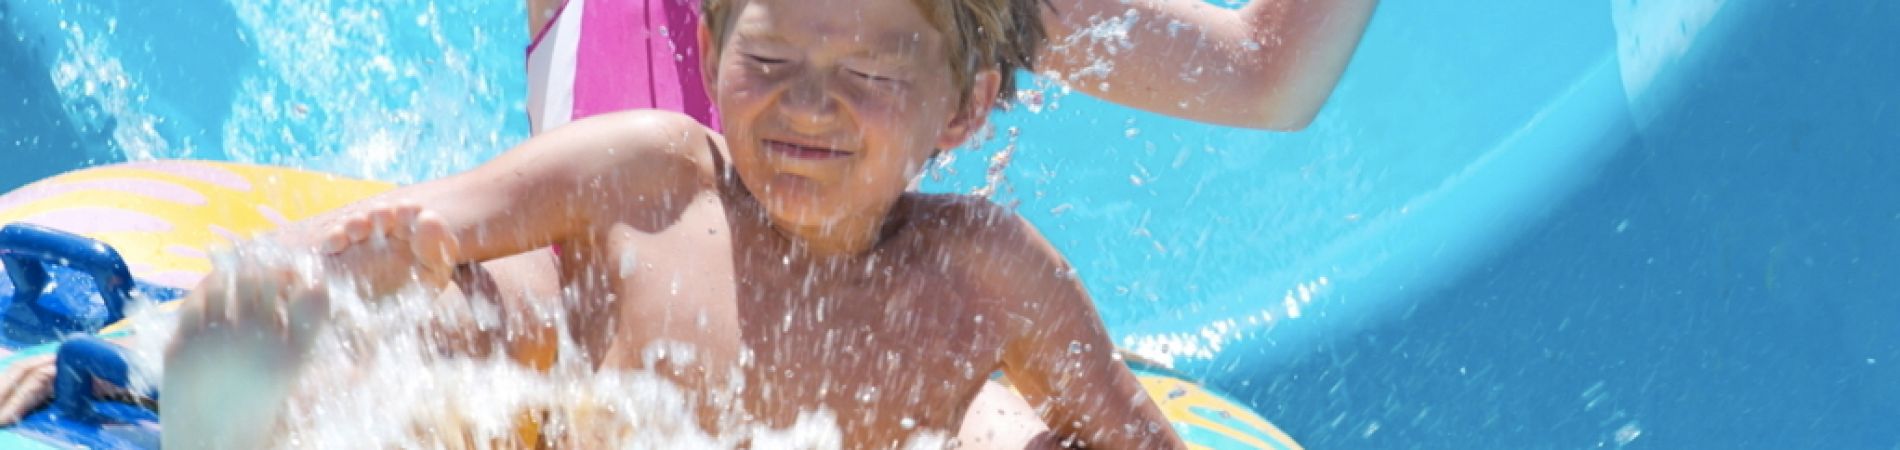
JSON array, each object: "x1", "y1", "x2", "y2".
[
  {"x1": 51, "y1": 336, "x2": 158, "y2": 425},
  {"x1": 0, "y1": 223, "x2": 136, "y2": 329}
]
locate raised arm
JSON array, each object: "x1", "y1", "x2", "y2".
[
  {"x1": 1039, "y1": 0, "x2": 1378, "y2": 130},
  {"x1": 971, "y1": 211, "x2": 1186, "y2": 449}
]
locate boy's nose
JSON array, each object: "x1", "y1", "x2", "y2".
[{"x1": 778, "y1": 74, "x2": 839, "y2": 129}]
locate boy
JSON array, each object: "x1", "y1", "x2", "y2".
[{"x1": 166, "y1": 0, "x2": 1185, "y2": 448}]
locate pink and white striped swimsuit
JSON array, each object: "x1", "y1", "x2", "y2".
[{"x1": 526, "y1": 0, "x2": 719, "y2": 133}]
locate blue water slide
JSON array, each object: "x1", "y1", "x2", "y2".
[
  {"x1": 968, "y1": 0, "x2": 1761, "y2": 373},
  {"x1": 1247, "y1": 1, "x2": 1900, "y2": 447}
]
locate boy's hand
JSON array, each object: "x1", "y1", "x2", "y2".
[
  {"x1": 178, "y1": 247, "x2": 333, "y2": 358},
  {"x1": 318, "y1": 202, "x2": 458, "y2": 298},
  {"x1": 163, "y1": 245, "x2": 332, "y2": 450}
]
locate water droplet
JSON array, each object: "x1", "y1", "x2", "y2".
[
  {"x1": 1614, "y1": 421, "x2": 1642, "y2": 445},
  {"x1": 857, "y1": 385, "x2": 879, "y2": 403},
  {"x1": 1068, "y1": 341, "x2": 1085, "y2": 354},
  {"x1": 899, "y1": 417, "x2": 917, "y2": 429}
]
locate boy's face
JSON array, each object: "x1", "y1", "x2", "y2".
[{"x1": 702, "y1": 0, "x2": 995, "y2": 232}]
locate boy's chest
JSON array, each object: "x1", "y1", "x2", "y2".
[
  {"x1": 728, "y1": 252, "x2": 1010, "y2": 435},
  {"x1": 598, "y1": 203, "x2": 1017, "y2": 439}
]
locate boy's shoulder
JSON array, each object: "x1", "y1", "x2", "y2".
[
  {"x1": 894, "y1": 192, "x2": 1060, "y2": 273},
  {"x1": 896, "y1": 193, "x2": 1029, "y2": 241},
  {"x1": 895, "y1": 192, "x2": 1083, "y2": 333}
]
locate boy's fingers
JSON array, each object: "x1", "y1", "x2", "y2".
[
  {"x1": 345, "y1": 215, "x2": 372, "y2": 246},
  {"x1": 191, "y1": 271, "x2": 226, "y2": 329},
  {"x1": 270, "y1": 266, "x2": 306, "y2": 331},
  {"x1": 321, "y1": 226, "x2": 349, "y2": 255},
  {"x1": 412, "y1": 210, "x2": 456, "y2": 270},
  {"x1": 229, "y1": 266, "x2": 266, "y2": 324},
  {"x1": 394, "y1": 203, "x2": 423, "y2": 227},
  {"x1": 368, "y1": 208, "x2": 393, "y2": 233},
  {"x1": 211, "y1": 269, "x2": 242, "y2": 326},
  {"x1": 285, "y1": 276, "x2": 331, "y2": 352}
]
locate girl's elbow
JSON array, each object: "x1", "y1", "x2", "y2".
[
  {"x1": 1258, "y1": 109, "x2": 1318, "y2": 131},
  {"x1": 1221, "y1": 96, "x2": 1317, "y2": 131},
  {"x1": 1240, "y1": 82, "x2": 1328, "y2": 131}
]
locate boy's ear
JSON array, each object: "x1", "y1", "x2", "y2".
[
  {"x1": 936, "y1": 70, "x2": 1005, "y2": 150},
  {"x1": 698, "y1": 22, "x2": 718, "y2": 102}
]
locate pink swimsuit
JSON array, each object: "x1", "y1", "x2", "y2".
[{"x1": 526, "y1": 0, "x2": 718, "y2": 133}]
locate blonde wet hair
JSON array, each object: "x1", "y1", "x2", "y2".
[{"x1": 701, "y1": 0, "x2": 1047, "y2": 110}]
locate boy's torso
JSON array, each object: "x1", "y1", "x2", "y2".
[{"x1": 556, "y1": 175, "x2": 1023, "y2": 446}]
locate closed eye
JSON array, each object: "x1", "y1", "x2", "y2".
[
  {"x1": 745, "y1": 54, "x2": 788, "y2": 65},
  {"x1": 849, "y1": 69, "x2": 899, "y2": 83}
]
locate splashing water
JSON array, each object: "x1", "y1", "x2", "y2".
[
  {"x1": 1043, "y1": 9, "x2": 1140, "y2": 91},
  {"x1": 45, "y1": 15, "x2": 176, "y2": 162},
  {"x1": 30, "y1": 0, "x2": 527, "y2": 183},
  {"x1": 221, "y1": 0, "x2": 525, "y2": 183},
  {"x1": 128, "y1": 243, "x2": 857, "y2": 449}
]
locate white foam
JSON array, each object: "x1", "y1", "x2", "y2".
[{"x1": 147, "y1": 242, "x2": 856, "y2": 449}]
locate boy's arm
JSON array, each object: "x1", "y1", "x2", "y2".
[
  {"x1": 1040, "y1": 0, "x2": 1378, "y2": 130},
  {"x1": 270, "y1": 109, "x2": 717, "y2": 269},
  {"x1": 972, "y1": 210, "x2": 1186, "y2": 449},
  {"x1": 172, "y1": 109, "x2": 712, "y2": 357}
]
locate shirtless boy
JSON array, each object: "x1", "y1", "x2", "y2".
[{"x1": 164, "y1": 0, "x2": 1184, "y2": 448}]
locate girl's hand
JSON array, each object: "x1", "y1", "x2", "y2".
[{"x1": 0, "y1": 354, "x2": 55, "y2": 426}]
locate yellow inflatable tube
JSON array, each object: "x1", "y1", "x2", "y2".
[{"x1": 0, "y1": 160, "x2": 391, "y2": 289}]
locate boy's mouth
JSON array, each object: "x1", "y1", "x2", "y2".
[{"x1": 765, "y1": 139, "x2": 854, "y2": 160}]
